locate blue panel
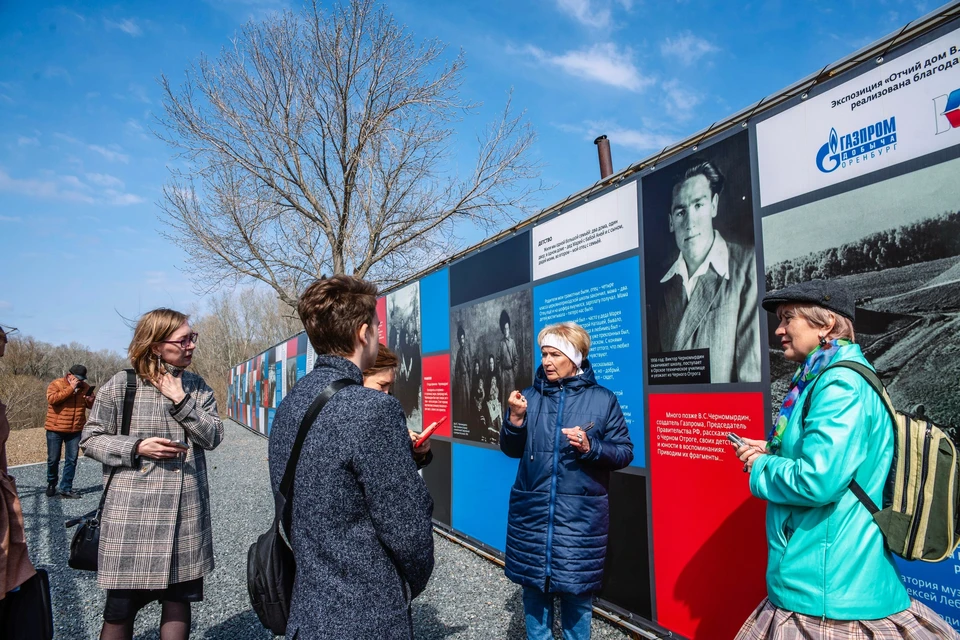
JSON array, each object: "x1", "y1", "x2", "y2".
[
  {"x1": 420, "y1": 269, "x2": 450, "y2": 353},
  {"x1": 451, "y1": 443, "x2": 518, "y2": 552},
  {"x1": 276, "y1": 362, "x2": 283, "y2": 405},
  {"x1": 296, "y1": 354, "x2": 307, "y2": 381},
  {"x1": 533, "y1": 256, "x2": 645, "y2": 467},
  {"x1": 896, "y1": 554, "x2": 960, "y2": 632},
  {"x1": 267, "y1": 408, "x2": 276, "y2": 435}
]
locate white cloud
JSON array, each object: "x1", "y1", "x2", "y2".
[
  {"x1": 105, "y1": 18, "x2": 143, "y2": 36},
  {"x1": 43, "y1": 66, "x2": 73, "y2": 83},
  {"x1": 660, "y1": 31, "x2": 719, "y2": 66},
  {"x1": 86, "y1": 172, "x2": 125, "y2": 189},
  {"x1": 0, "y1": 170, "x2": 95, "y2": 203},
  {"x1": 54, "y1": 132, "x2": 81, "y2": 145},
  {"x1": 0, "y1": 215, "x2": 22, "y2": 222},
  {"x1": 0, "y1": 169, "x2": 142, "y2": 206},
  {"x1": 558, "y1": 120, "x2": 676, "y2": 153},
  {"x1": 0, "y1": 301, "x2": 12, "y2": 311},
  {"x1": 17, "y1": 136, "x2": 39, "y2": 147},
  {"x1": 128, "y1": 84, "x2": 152, "y2": 104},
  {"x1": 662, "y1": 79, "x2": 703, "y2": 120},
  {"x1": 556, "y1": 0, "x2": 610, "y2": 28},
  {"x1": 88, "y1": 144, "x2": 130, "y2": 163},
  {"x1": 523, "y1": 43, "x2": 654, "y2": 92},
  {"x1": 104, "y1": 190, "x2": 145, "y2": 205}
]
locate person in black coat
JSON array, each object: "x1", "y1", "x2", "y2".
[{"x1": 268, "y1": 276, "x2": 434, "y2": 640}]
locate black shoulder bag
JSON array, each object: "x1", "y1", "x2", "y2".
[
  {"x1": 65, "y1": 369, "x2": 136, "y2": 571},
  {"x1": 247, "y1": 378, "x2": 357, "y2": 635}
]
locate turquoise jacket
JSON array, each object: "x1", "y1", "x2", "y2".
[{"x1": 750, "y1": 344, "x2": 910, "y2": 620}]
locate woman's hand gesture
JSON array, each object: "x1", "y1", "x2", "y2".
[
  {"x1": 151, "y1": 372, "x2": 186, "y2": 404},
  {"x1": 737, "y1": 437, "x2": 768, "y2": 473},
  {"x1": 137, "y1": 437, "x2": 185, "y2": 460},
  {"x1": 507, "y1": 390, "x2": 527, "y2": 426},
  {"x1": 562, "y1": 426, "x2": 591, "y2": 454}
]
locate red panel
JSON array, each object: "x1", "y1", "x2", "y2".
[
  {"x1": 286, "y1": 337, "x2": 299, "y2": 357},
  {"x1": 376, "y1": 297, "x2": 387, "y2": 345},
  {"x1": 649, "y1": 392, "x2": 768, "y2": 639},
  {"x1": 422, "y1": 354, "x2": 451, "y2": 437},
  {"x1": 945, "y1": 108, "x2": 960, "y2": 129}
]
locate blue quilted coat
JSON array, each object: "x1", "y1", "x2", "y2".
[{"x1": 500, "y1": 360, "x2": 633, "y2": 595}]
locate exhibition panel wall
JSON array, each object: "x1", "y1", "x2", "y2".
[{"x1": 227, "y1": 14, "x2": 960, "y2": 639}]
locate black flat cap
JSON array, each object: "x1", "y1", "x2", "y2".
[
  {"x1": 68, "y1": 364, "x2": 87, "y2": 380},
  {"x1": 761, "y1": 279, "x2": 855, "y2": 321}
]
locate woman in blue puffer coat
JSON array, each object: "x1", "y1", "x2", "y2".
[{"x1": 500, "y1": 321, "x2": 633, "y2": 640}]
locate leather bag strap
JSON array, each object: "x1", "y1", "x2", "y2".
[{"x1": 96, "y1": 369, "x2": 137, "y2": 515}]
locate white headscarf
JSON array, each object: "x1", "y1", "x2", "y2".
[{"x1": 539, "y1": 332, "x2": 583, "y2": 374}]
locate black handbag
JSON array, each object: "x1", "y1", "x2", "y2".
[
  {"x1": 0, "y1": 568, "x2": 54, "y2": 640},
  {"x1": 247, "y1": 379, "x2": 356, "y2": 636},
  {"x1": 65, "y1": 369, "x2": 136, "y2": 571}
]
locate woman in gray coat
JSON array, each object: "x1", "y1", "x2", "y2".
[{"x1": 81, "y1": 308, "x2": 223, "y2": 640}]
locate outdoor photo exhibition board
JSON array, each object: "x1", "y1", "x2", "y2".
[{"x1": 227, "y1": 18, "x2": 960, "y2": 639}]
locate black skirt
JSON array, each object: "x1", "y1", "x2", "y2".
[{"x1": 103, "y1": 577, "x2": 203, "y2": 621}]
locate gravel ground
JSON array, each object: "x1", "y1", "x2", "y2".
[{"x1": 17, "y1": 420, "x2": 637, "y2": 639}]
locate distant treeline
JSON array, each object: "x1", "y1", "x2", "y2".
[{"x1": 766, "y1": 211, "x2": 960, "y2": 290}]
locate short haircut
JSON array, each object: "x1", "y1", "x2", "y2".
[
  {"x1": 676, "y1": 159, "x2": 725, "y2": 198},
  {"x1": 777, "y1": 304, "x2": 856, "y2": 342},
  {"x1": 363, "y1": 343, "x2": 399, "y2": 378},
  {"x1": 298, "y1": 275, "x2": 378, "y2": 357},
  {"x1": 129, "y1": 308, "x2": 190, "y2": 379},
  {"x1": 537, "y1": 321, "x2": 591, "y2": 358}
]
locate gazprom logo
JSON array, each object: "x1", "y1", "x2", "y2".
[{"x1": 815, "y1": 117, "x2": 898, "y2": 173}]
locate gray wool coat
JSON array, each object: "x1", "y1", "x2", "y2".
[
  {"x1": 80, "y1": 369, "x2": 224, "y2": 590},
  {"x1": 268, "y1": 355, "x2": 434, "y2": 640}
]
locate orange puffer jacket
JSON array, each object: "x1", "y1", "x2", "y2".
[{"x1": 45, "y1": 377, "x2": 93, "y2": 433}]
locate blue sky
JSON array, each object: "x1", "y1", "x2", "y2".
[{"x1": 0, "y1": 0, "x2": 941, "y2": 352}]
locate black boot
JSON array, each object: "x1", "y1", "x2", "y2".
[{"x1": 46, "y1": 483, "x2": 57, "y2": 497}]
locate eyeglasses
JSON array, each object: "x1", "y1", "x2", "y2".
[
  {"x1": 0, "y1": 325, "x2": 19, "y2": 340},
  {"x1": 159, "y1": 332, "x2": 199, "y2": 349}
]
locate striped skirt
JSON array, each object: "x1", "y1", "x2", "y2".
[{"x1": 734, "y1": 598, "x2": 960, "y2": 640}]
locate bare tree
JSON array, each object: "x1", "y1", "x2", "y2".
[
  {"x1": 158, "y1": 0, "x2": 544, "y2": 307},
  {"x1": 189, "y1": 288, "x2": 303, "y2": 405}
]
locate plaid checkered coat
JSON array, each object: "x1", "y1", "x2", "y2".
[{"x1": 80, "y1": 369, "x2": 224, "y2": 590}]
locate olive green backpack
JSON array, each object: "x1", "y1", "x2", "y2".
[{"x1": 803, "y1": 361, "x2": 960, "y2": 562}]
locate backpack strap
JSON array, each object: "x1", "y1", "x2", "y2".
[
  {"x1": 277, "y1": 378, "x2": 358, "y2": 529},
  {"x1": 800, "y1": 360, "x2": 896, "y2": 516}
]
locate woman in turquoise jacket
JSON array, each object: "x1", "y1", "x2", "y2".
[{"x1": 734, "y1": 279, "x2": 958, "y2": 640}]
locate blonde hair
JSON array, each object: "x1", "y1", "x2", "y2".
[
  {"x1": 128, "y1": 308, "x2": 190, "y2": 379},
  {"x1": 778, "y1": 304, "x2": 856, "y2": 342},
  {"x1": 537, "y1": 322, "x2": 591, "y2": 358}
]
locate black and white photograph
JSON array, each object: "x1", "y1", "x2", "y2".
[
  {"x1": 285, "y1": 353, "x2": 297, "y2": 402},
  {"x1": 763, "y1": 155, "x2": 960, "y2": 431},
  {"x1": 388, "y1": 281, "x2": 422, "y2": 431},
  {"x1": 642, "y1": 130, "x2": 761, "y2": 385},
  {"x1": 450, "y1": 289, "x2": 533, "y2": 445}
]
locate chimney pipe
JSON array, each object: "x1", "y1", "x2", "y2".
[{"x1": 594, "y1": 135, "x2": 613, "y2": 179}]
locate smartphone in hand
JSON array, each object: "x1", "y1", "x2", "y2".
[
  {"x1": 85, "y1": 385, "x2": 96, "y2": 397},
  {"x1": 726, "y1": 432, "x2": 747, "y2": 450},
  {"x1": 415, "y1": 416, "x2": 446, "y2": 448},
  {"x1": 171, "y1": 439, "x2": 189, "y2": 450}
]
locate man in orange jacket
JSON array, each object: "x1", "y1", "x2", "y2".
[{"x1": 45, "y1": 364, "x2": 95, "y2": 498}]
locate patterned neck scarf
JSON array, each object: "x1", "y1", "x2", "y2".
[{"x1": 767, "y1": 338, "x2": 853, "y2": 453}]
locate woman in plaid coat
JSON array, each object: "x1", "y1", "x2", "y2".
[{"x1": 81, "y1": 308, "x2": 223, "y2": 640}]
